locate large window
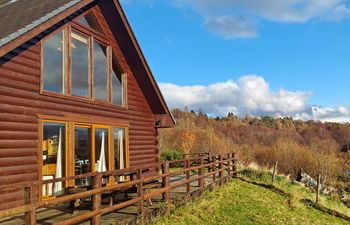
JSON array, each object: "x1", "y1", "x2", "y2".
[
  {"x1": 42, "y1": 122, "x2": 66, "y2": 197},
  {"x1": 71, "y1": 32, "x2": 90, "y2": 97},
  {"x1": 93, "y1": 41, "x2": 109, "y2": 101},
  {"x1": 74, "y1": 126, "x2": 92, "y2": 186},
  {"x1": 112, "y1": 57, "x2": 124, "y2": 105},
  {"x1": 94, "y1": 128, "x2": 109, "y2": 172},
  {"x1": 77, "y1": 11, "x2": 104, "y2": 34},
  {"x1": 42, "y1": 120, "x2": 129, "y2": 195},
  {"x1": 114, "y1": 128, "x2": 126, "y2": 170},
  {"x1": 43, "y1": 30, "x2": 65, "y2": 94},
  {"x1": 114, "y1": 128, "x2": 127, "y2": 182},
  {"x1": 41, "y1": 12, "x2": 126, "y2": 106}
]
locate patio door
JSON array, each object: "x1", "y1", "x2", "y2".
[
  {"x1": 74, "y1": 124, "x2": 110, "y2": 186},
  {"x1": 74, "y1": 125, "x2": 92, "y2": 186}
]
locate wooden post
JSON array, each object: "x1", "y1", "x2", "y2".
[
  {"x1": 162, "y1": 162, "x2": 170, "y2": 214},
  {"x1": 185, "y1": 159, "x2": 190, "y2": 193},
  {"x1": 91, "y1": 173, "x2": 102, "y2": 225},
  {"x1": 316, "y1": 174, "x2": 321, "y2": 203},
  {"x1": 208, "y1": 153, "x2": 212, "y2": 172},
  {"x1": 227, "y1": 153, "x2": 232, "y2": 180},
  {"x1": 232, "y1": 152, "x2": 236, "y2": 177},
  {"x1": 136, "y1": 169, "x2": 144, "y2": 224},
  {"x1": 212, "y1": 156, "x2": 216, "y2": 185},
  {"x1": 219, "y1": 155, "x2": 224, "y2": 186},
  {"x1": 272, "y1": 161, "x2": 278, "y2": 185},
  {"x1": 24, "y1": 186, "x2": 36, "y2": 225},
  {"x1": 199, "y1": 157, "x2": 205, "y2": 188}
]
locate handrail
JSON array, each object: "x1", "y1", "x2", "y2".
[
  {"x1": 40, "y1": 179, "x2": 142, "y2": 207},
  {"x1": 0, "y1": 152, "x2": 236, "y2": 225}
]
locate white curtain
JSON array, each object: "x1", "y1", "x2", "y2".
[
  {"x1": 118, "y1": 130, "x2": 124, "y2": 170},
  {"x1": 53, "y1": 127, "x2": 63, "y2": 194},
  {"x1": 118, "y1": 130, "x2": 125, "y2": 182},
  {"x1": 97, "y1": 132, "x2": 107, "y2": 172}
]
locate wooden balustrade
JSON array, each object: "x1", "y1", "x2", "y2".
[{"x1": 0, "y1": 153, "x2": 236, "y2": 225}]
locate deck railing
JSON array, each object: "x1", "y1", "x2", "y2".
[{"x1": 0, "y1": 152, "x2": 236, "y2": 225}]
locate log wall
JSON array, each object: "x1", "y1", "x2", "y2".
[{"x1": 0, "y1": 4, "x2": 159, "y2": 210}]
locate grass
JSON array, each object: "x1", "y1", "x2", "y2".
[
  {"x1": 149, "y1": 166, "x2": 350, "y2": 225},
  {"x1": 239, "y1": 165, "x2": 350, "y2": 217}
]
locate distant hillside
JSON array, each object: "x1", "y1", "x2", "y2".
[{"x1": 159, "y1": 108, "x2": 350, "y2": 190}]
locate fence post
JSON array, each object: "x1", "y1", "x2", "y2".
[
  {"x1": 212, "y1": 155, "x2": 216, "y2": 185},
  {"x1": 316, "y1": 174, "x2": 321, "y2": 203},
  {"x1": 162, "y1": 162, "x2": 171, "y2": 214},
  {"x1": 272, "y1": 161, "x2": 278, "y2": 185},
  {"x1": 208, "y1": 153, "x2": 212, "y2": 173},
  {"x1": 219, "y1": 155, "x2": 224, "y2": 186},
  {"x1": 24, "y1": 186, "x2": 36, "y2": 225},
  {"x1": 185, "y1": 159, "x2": 190, "y2": 193},
  {"x1": 91, "y1": 173, "x2": 102, "y2": 225},
  {"x1": 136, "y1": 169, "x2": 144, "y2": 224},
  {"x1": 199, "y1": 157, "x2": 205, "y2": 189},
  {"x1": 232, "y1": 152, "x2": 236, "y2": 177},
  {"x1": 227, "y1": 153, "x2": 232, "y2": 181}
]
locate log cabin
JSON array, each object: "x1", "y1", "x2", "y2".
[{"x1": 0, "y1": 0, "x2": 175, "y2": 211}]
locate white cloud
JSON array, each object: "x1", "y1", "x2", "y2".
[
  {"x1": 204, "y1": 15, "x2": 257, "y2": 39},
  {"x1": 295, "y1": 106, "x2": 350, "y2": 122},
  {"x1": 159, "y1": 75, "x2": 350, "y2": 122},
  {"x1": 170, "y1": 0, "x2": 350, "y2": 38}
]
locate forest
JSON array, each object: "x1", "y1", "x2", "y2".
[{"x1": 159, "y1": 108, "x2": 350, "y2": 189}]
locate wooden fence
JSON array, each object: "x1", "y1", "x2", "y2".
[{"x1": 0, "y1": 153, "x2": 236, "y2": 225}]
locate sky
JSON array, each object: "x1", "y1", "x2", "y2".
[{"x1": 120, "y1": 0, "x2": 350, "y2": 122}]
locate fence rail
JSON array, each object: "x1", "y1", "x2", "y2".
[{"x1": 0, "y1": 152, "x2": 236, "y2": 225}]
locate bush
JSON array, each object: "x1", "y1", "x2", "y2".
[
  {"x1": 160, "y1": 149, "x2": 183, "y2": 161},
  {"x1": 238, "y1": 138, "x2": 344, "y2": 184}
]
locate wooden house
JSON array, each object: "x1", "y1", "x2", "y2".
[{"x1": 0, "y1": 0, "x2": 175, "y2": 211}]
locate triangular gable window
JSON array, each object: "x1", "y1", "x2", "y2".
[{"x1": 77, "y1": 12, "x2": 104, "y2": 34}]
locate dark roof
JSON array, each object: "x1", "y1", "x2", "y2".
[{"x1": 0, "y1": 0, "x2": 82, "y2": 47}]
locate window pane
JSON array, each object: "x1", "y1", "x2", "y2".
[
  {"x1": 93, "y1": 42, "x2": 108, "y2": 101},
  {"x1": 43, "y1": 122, "x2": 66, "y2": 197},
  {"x1": 114, "y1": 128, "x2": 126, "y2": 171},
  {"x1": 112, "y1": 72, "x2": 123, "y2": 105},
  {"x1": 95, "y1": 128, "x2": 109, "y2": 173},
  {"x1": 77, "y1": 12, "x2": 104, "y2": 34},
  {"x1": 43, "y1": 31, "x2": 65, "y2": 93},
  {"x1": 71, "y1": 32, "x2": 90, "y2": 97},
  {"x1": 74, "y1": 127, "x2": 92, "y2": 187},
  {"x1": 112, "y1": 58, "x2": 124, "y2": 105}
]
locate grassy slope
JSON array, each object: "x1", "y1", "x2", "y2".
[
  {"x1": 150, "y1": 178, "x2": 349, "y2": 225},
  {"x1": 239, "y1": 168, "x2": 350, "y2": 218}
]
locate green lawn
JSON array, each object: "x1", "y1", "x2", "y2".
[{"x1": 150, "y1": 179, "x2": 349, "y2": 225}]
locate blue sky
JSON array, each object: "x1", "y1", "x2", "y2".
[{"x1": 121, "y1": 0, "x2": 350, "y2": 122}]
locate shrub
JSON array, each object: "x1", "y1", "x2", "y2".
[{"x1": 160, "y1": 149, "x2": 183, "y2": 161}]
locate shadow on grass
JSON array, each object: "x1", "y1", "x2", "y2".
[{"x1": 237, "y1": 171, "x2": 350, "y2": 222}]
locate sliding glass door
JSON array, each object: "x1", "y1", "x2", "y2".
[
  {"x1": 41, "y1": 119, "x2": 129, "y2": 194},
  {"x1": 74, "y1": 126, "x2": 92, "y2": 186},
  {"x1": 42, "y1": 122, "x2": 66, "y2": 197},
  {"x1": 94, "y1": 128, "x2": 109, "y2": 172}
]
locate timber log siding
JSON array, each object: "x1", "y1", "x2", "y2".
[{"x1": 0, "y1": 4, "x2": 162, "y2": 211}]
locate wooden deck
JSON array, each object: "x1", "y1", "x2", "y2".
[{"x1": 0, "y1": 154, "x2": 235, "y2": 225}]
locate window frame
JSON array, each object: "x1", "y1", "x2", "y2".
[
  {"x1": 92, "y1": 39, "x2": 111, "y2": 102},
  {"x1": 40, "y1": 13, "x2": 127, "y2": 109},
  {"x1": 72, "y1": 9, "x2": 106, "y2": 40},
  {"x1": 39, "y1": 119, "x2": 69, "y2": 200},
  {"x1": 38, "y1": 115, "x2": 130, "y2": 201},
  {"x1": 73, "y1": 123, "x2": 112, "y2": 173},
  {"x1": 41, "y1": 26, "x2": 69, "y2": 96},
  {"x1": 69, "y1": 29, "x2": 92, "y2": 99}
]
